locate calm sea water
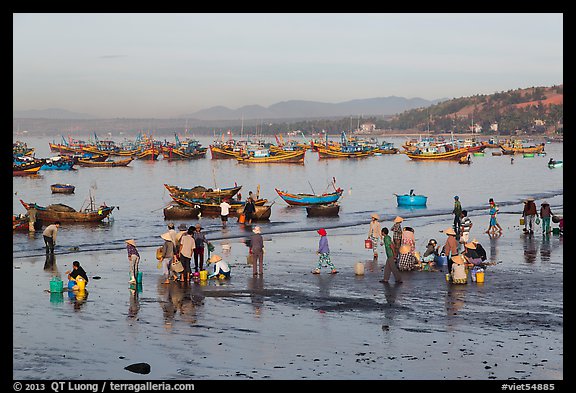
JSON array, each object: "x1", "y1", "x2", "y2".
[{"x1": 13, "y1": 135, "x2": 563, "y2": 259}]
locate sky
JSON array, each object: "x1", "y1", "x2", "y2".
[{"x1": 13, "y1": 13, "x2": 563, "y2": 118}]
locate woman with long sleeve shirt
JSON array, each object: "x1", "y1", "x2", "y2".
[{"x1": 312, "y1": 228, "x2": 337, "y2": 274}]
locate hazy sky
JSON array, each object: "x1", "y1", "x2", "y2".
[{"x1": 13, "y1": 13, "x2": 563, "y2": 118}]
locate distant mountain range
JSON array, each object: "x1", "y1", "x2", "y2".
[{"x1": 13, "y1": 96, "x2": 445, "y2": 121}]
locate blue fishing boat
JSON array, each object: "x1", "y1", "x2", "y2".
[
  {"x1": 40, "y1": 156, "x2": 76, "y2": 170},
  {"x1": 275, "y1": 188, "x2": 343, "y2": 206},
  {"x1": 395, "y1": 190, "x2": 427, "y2": 206}
]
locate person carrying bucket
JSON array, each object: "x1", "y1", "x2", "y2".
[
  {"x1": 367, "y1": 213, "x2": 382, "y2": 259},
  {"x1": 125, "y1": 239, "x2": 140, "y2": 285},
  {"x1": 66, "y1": 261, "x2": 89, "y2": 290}
]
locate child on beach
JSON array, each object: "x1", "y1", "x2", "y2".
[{"x1": 312, "y1": 228, "x2": 337, "y2": 274}]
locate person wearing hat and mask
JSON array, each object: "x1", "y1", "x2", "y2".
[
  {"x1": 522, "y1": 198, "x2": 538, "y2": 233},
  {"x1": 312, "y1": 228, "x2": 337, "y2": 274},
  {"x1": 453, "y1": 196, "x2": 462, "y2": 239},
  {"x1": 367, "y1": 213, "x2": 382, "y2": 258},
  {"x1": 422, "y1": 239, "x2": 439, "y2": 264},
  {"x1": 450, "y1": 254, "x2": 471, "y2": 284},
  {"x1": 539, "y1": 200, "x2": 553, "y2": 234},
  {"x1": 160, "y1": 231, "x2": 178, "y2": 284},
  {"x1": 379, "y1": 227, "x2": 402, "y2": 283},
  {"x1": 207, "y1": 254, "x2": 231, "y2": 279},
  {"x1": 125, "y1": 239, "x2": 140, "y2": 284},
  {"x1": 192, "y1": 223, "x2": 209, "y2": 273},
  {"x1": 179, "y1": 226, "x2": 195, "y2": 282},
  {"x1": 463, "y1": 242, "x2": 483, "y2": 267},
  {"x1": 250, "y1": 226, "x2": 264, "y2": 276},
  {"x1": 391, "y1": 216, "x2": 404, "y2": 258},
  {"x1": 442, "y1": 227, "x2": 459, "y2": 273}
]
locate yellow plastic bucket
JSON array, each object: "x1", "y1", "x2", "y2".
[
  {"x1": 199, "y1": 270, "x2": 208, "y2": 280},
  {"x1": 520, "y1": 218, "x2": 525, "y2": 225},
  {"x1": 75, "y1": 276, "x2": 86, "y2": 290},
  {"x1": 475, "y1": 271, "x2": 485, "y2": 283}
]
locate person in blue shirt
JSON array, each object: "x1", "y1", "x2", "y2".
[{"x1": 312, "y1": 228, "x2": 337, "y2": 274}]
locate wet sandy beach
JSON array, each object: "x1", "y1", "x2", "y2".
[{"x1": 13, "y1": 210, "x2": 563, "y2": 381}]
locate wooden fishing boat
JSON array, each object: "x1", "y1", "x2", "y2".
[
  {"x1": 236, "y1": 149, "x2": 305, "y2": 164},
  {"x1": 51, "y1": 183, "x2": 75, "y2": 194},
  {"x1": 458, "y1": 156, "x2": 472, "y2": 165},
  {"x1": 169, "y1": 195, "x2": 267, "y2": 215},
  {"x1": 209, "y1": 145, "x2": 243, "y2": 159},
  {"x1": 499, "y1": 142, "x2": 545, "y2": 155},
  {"x1": 13, "y1": 141, "x2": 35, "y2": 157},
  {"x1": 19, "y1": 199, "x2": 115, "y2": 223},
  {"x1": 77, "y1": 157, "x2": 134, "y2": 167},
  {"x1": 405, "y1": 147, "x2": 469, "y2": 161},
  {"x1": 548, "y1": 160, "x2": 563, "y2": 168},
  {"x1": 163, "y1": 203, "x2": 201, "y2": 219},
  {"x1": 40, "y1": 156, "x2": 76, "y2": 170},
  {"x1": 164, "y1": 184, "x2": 242, "y2": 200},
  {"x1": 13, "y1": 214, "x2": 29, "y2": 231},
  {"x1": 275, "y1": 188, "x2": 343, "y2": 206},
  {"x1": 373, "y1": 142, "x2": 399, "y2": 155},
  {"x1": 316, "y1": 145, "x2": 374, "y2": 159},
  {"x1": 13, "y1": 159, "x2": 44, "y2": 176},
  {"x1": 162, "y1": 146, "x2": 207, "y2": 160},
  {"x1": 395, "y1": 192, "x2": 427, "y2": 206},
  {"x1": 136, "y1": 147, "x2": 160, "y2": 160},
  {"x1": 235, "y1": 204, "x2": 273, "y2": 221},
  {"x1": 306, "y1": 202, "x2": 340, "y2": 217},
  {"x1": 491, "y1": 151, "x2": 502, "y2": 156}
]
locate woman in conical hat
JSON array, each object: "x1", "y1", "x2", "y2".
[
  {"x1": 450, "y1": 254, "x2": 469, "y2": 284},
  {"x1": 368, "y1": 213, "x2": 382, "y2": 259},
  {"x1": 207, "y1": 254, "x2": 231, "y2": 279},
  {"x1": 442, "y1": 227, "x2": 459, "y2": 273}
]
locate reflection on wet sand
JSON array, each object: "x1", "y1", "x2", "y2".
[
  {"x1": 523, "y1": 232, "x2": 538, "y2": 264},
  {"x1": 487, "y1": 231, "x2": 501, "y2": 263},
  {"x1": 247, "y1": 276, "x2": 265, "y2": 317},
  {"x1": 43, "y1": 253, "x2": 58, "y2": 274},
  {"x1": 157, "y1": 280, "x2": 204, "y2": 329},
  {"x1": 445, "y1": 284, "x2": 467, "y2": 330}
]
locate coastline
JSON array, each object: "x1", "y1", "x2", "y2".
[{"x1": 13, "y1": 206, "x2": 563, "y2": 380}]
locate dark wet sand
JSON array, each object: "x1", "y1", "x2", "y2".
[{"x1": 13, "y1": 212, "x2": 563, "y2": 380}]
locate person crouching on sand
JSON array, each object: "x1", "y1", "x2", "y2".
[{"x1": 312, "y1": 228, "x2": 337, "y2": 274}]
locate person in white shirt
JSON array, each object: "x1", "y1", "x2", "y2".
[
  {"x1": 219, "y1": 198, "x2": 232, "y2": 228},
  {"x1": 207, "y1": 254, "x2": 230, "y2": 279},
  {"x1": 179, "y1": 226, "x2": 196, "y2": 282}
]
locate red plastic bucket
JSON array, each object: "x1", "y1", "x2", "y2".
[{"x1": 364, "y1": 239, "x2": 373, "y2": 249}]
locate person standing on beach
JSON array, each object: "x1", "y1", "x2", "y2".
[
  {"x1": 379, "y1": 227, "x2": 402, "y2": 283},
  {"x1": 125, "y1": 239, "x2": 140, "y2": 284},
  {"x1": 250, "y1": 226, "x2": 264, "y2": 276},
  {"x1": 539, "y1": 201, "x2": 553, "y2": 234},
  {"x1": 179, "y1": 226, "x2": 195, "y2": 282},
  {"x1": 459, "y1": 210, "x2": 473, "y2": 244},
  {"x1": 192, "y1": 224, "x2": 208, "y2": 272},
  {"x1": 368, "y1": 213, "x2": 382, "y2": 258},
  {"x1": 313, "y1": 228, "x2": 337, "y2": 274},
  {"x1": 391, "y1": 216, "x2": 404, "y2": 258},
  {"x1": 167, "y1": 222, "x2": 178, "y2": 246},
  {"x1": 160, "y1": 232, "x2": 177, "y2": 284},
  {"x1": 243, "y1": 196, "x2": 256, "y2": 225},
  {"x1": 220, "y1": 198, "x2": 232, "y2": 229},
  {"x1": 453, "y1": 196, "x2": 462, "y2": 238},
  {"x1": 486, "y1": 198, "x2": 503, "y2": 234},
  {"x1": 42, "y1": 221, "x2": 60, "y2": 254},
  {"x1": 522, "y1": 198, "x2": 538, "y2": 234}
]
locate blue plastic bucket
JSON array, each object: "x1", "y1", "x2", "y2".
[{"x1": 435, "y1": 255, "x2": 448, "y2": 267}]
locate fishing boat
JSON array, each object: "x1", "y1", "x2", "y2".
[
  {"x1": 13, "y1": 214, "x2": 29, "y2": 231},
  {"x1": 316, "y1": 145, "x2": 374, "y2": 159},
  {"x1": 405, "y1": 146, "x2": 469, "y2": 161},
  {"x1": 373, "y1": 141, "x2": 399, "y2": 155},
  {"x1": 51, "y1": 183, "x2": 75, "y2": 194},
  {"x1": 169, "y1": 195, "x2": 267, "y2": 216},
  {"x1": 275, "y1": 188, "x2": 343, "y2": 206},
  {"x1": 13, "y1": 141, "x2": 35, "y2": 157},
  {"x1": 458, "y1": 156, "x2": 472, "y2": 165},
  {"x1": 523, "y1": 153, "x2": 535, "y2": 158},
  {"x1": 548, "y1": 160, "x2": 563, "y2": 168},
  {"x1": 164, "y1": 184, "x2": 242, "y2": 200},
  {"x1": 162, "y1": 146, "x2": 207, "y2": 160},
  {"x1": 40, "y1": 156, "x2": 76, "y2": 170},
  {"x1": 395, "y1": 191, "x2": 427, "y2": 207},
  {"x1": 77, "y1": 157, "x2": 134, "y2": 167},
  {"x1": 19, "y1": 199, "x2": 115, "y2": 223},
  {"x1": 136, "y1": 147, "x2": 160, "y2": 160},
  {"x1": 306, "y1": 202, "x2": 340, "y2": 217},
  {"x1": 491, "y1": 151, "x2": 502, "y2": 156},
  {"x1": 163, "y1": 203, "x2": 201, "y2": 219},
  {"x1": 236, "y1": 149, "x2": 305, "y2": 164},
  {"x1": 235, "y1": 204, "x2": 273, "y2": 221},
  {"x1": 13, "y1": 159, "x2": 44, "y2": 176},
  {"x1": 500, "y1": 141, "x2": 545, "y2": 155}
]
